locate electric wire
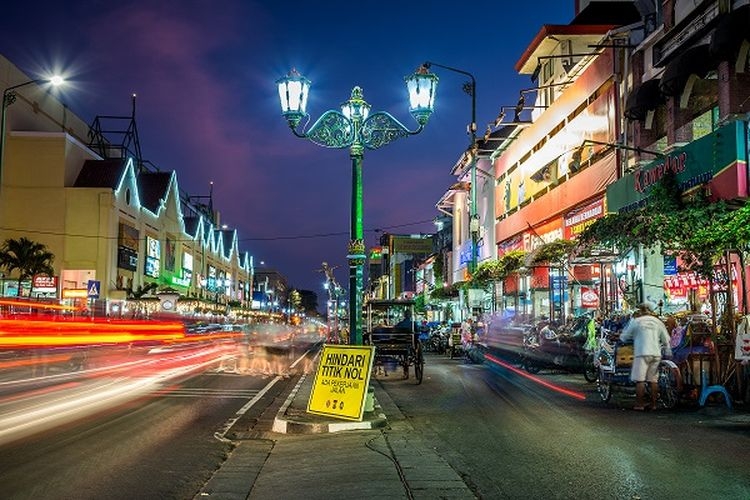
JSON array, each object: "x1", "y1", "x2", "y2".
[
  {"x1": 365, "y1": 432, "x2": 414, "y2": 500},
  {"x1": 0, "y1": 218, "x2": 435, "y2": 244}
]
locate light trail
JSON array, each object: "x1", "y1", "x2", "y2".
[
  {"x1": 484, "y1": 353, "x2": 587, "y2": 401},
  {"x1": 0, "y1": 343, "x2": 233, "y2": 446}
]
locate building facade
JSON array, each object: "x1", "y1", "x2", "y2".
[
  {"x1": 0, "y1": 54, "x2": 254, "y2": 318},
  {"x1": 433, "y1": 0, "x2": 750, "y2": 323}
]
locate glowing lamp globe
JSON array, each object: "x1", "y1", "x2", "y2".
[
  {"x1": 406, "y1": 65, "x2": 438, "y2": 125},
  {"x1": 276, "y1": 68, "x2": 311, "y2": 128}
]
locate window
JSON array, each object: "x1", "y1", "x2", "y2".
[
  {"x1": 144, "y1": 236, "x2": 160, "y2": 278},
  {"x1": 692, "y1": 107, "x2": 718, "y2": 141}
]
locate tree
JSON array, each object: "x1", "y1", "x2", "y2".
[
  {"x1": 575, "y1": 170, "x2": 734, "y2": 280},
  {"x1": 0, "y1": 237, "x2": 55, "y2": 297},
  {"x1": 289, "y1": 289, "x2": 302, "y2": 313},
  {"x1": 469, "y1": 250, "x2": 527, "y2": 288},
  {"x1": 127, "y1": 282, "x2": 158, "y2": 299}
]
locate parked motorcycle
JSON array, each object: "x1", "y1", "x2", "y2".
[
  {"x1": 423, "y1": 325, "x2": 448, "y2": 354},
  {"x1": 521, "y1": 317, "x2": 590, "y2": 375}
]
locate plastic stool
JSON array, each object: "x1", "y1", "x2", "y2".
[{"x1": 698, "y1": 370, "x2": 732, "y2": 409}]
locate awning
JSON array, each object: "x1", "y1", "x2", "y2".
[
  {"x1": 624, "y1": 78, "x2": 664, "y2": 121},
  {"x1": 709, "y1": 4, "x2": 750, "y2": 61},
  {"x1": 659, "y1": 44, "x2": 715, "y2": 97}
]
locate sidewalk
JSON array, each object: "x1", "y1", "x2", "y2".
[{"x1": 195, "y1": 373, "x2": 476, "y2": 499}]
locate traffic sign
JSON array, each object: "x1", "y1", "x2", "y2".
[
  {"x1": 87, "y1": 280, "x2": 100, "y2": 299},
  {"x1": 307, "y1": 344, "x2": 374, "y2": 421}
]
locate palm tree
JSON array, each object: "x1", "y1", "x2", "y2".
[{"x1": 0, "y1": 237, "x2": 55, "y2": 296}]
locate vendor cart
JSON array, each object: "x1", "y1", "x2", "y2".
[{"x1": 596, "y1": 339, "x2": 681, "y2": 409}]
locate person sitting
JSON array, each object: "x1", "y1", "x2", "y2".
[{"x1": 395, "y1": 310, "x2": 414, "y2": 332}]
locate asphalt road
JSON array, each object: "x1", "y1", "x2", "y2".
[
  {"x1": 0, "y1": 341, "x2": 311, "y2": 500},
  {"x1": 379, "y1": 350, "x2": 750, "y2": 499},
  {"x1": 3, "y1": 341, "x2": 749, "y2": 500}
]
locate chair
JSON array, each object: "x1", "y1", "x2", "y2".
[{"x1": 698, "y1": 369, "x2": 732, "y2": 409}]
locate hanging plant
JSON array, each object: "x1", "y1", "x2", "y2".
[
  {"x1": 529, "y1": 239, "x2": 576, "y2": 265},
  {"x1": 429, "y1": 282, "x2": 460, "y2": 300},
  {"x1": 575, "y1": 169, "x2": 739, "y2": 280}
]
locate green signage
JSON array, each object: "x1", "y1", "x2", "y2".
[{"x1": 607, "y1": 120, "x2": 748, "y2": 212}]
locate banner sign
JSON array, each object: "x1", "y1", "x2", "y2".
[
  {"x1": 563, "y1": 198, "x2": 604, "y2": 239},
  {"x1": 607, "y1": 120, "x2": 747, "y2": 212},
  {"x1": 32, "y1": 275, "x2": 58, "y2": 291},
  {"x1": 308, "y1": 344, "x2": 374, "y2": 421}
]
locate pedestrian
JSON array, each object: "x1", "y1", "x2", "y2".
[
  {"x1": 620, "y1": 303, "x2": 672, "y2": 411},
  {"x1": 460, "y1": 318, "x2": 474, "y2": 346}
]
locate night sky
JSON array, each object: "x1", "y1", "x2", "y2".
[{"x1": 0, "y1": 1, "x2": 572, "y2": 301}]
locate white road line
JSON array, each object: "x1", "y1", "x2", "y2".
[{"x1": 214, "y1": 348, "x2": 316, "y2": 442}]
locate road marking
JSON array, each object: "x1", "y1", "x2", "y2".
[
  {"x1": 214, "y1": 347, "x2": 316, "y2": 442},
  {"x1": 153, "y1": 388, "x2": 259, "y2": 399}
]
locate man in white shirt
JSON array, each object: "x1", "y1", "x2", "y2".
[{"x1": 620, "y1": 303, "x2": 672, "y2": 410}]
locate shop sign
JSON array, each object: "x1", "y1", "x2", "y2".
[
  {"x1": 171, "y1": 275, "x2": 190, "y2": 287},
  {"x1": 459, "y1": 240, "x2": 476, "y2": 266},
  {"x1": 392, "y1": 236, "x2": 433, "y2": 255},
  {"x1": 117, "y1": 246, "x2": 138, "y2": 271},
  {"x1": 663, "y1": 266, "x2": 738, "y2": 299},
  {"x1": 563, "y1": 198, "x2": 604, "y2": 239},
  {"x1": 581, "y1": 287, "x2": 599, "y2": 308},
  {"x1": 63, "y1": 288, "x2": 88, "y2": 299},
  {"x1": 369, "y1": 246, "x2": 383, "y2": 263},
  {"x1": 144, "y1": 236, "x2": 160, "y2": 278},
  {"x1": 497, "y1": 235, "x2": 523, "y2": 256},
  {"x1": 32, "y1": 275, "x2": 58, "y2": 291},
  {"x1": 308, "y1": 344, "x2": 374, "y2": 421},
  {"x1": 607, "y1": 120, "x2": 747, "y2": 212},
  {"x1": 551, "y1": 275, "x2": 568, "y2": 303},
  {"x1": 664, "y1": 256, "x2": 678, "y2": 275},
  {"x1": 524, "y1": 218, "x2": 562, "y2": 252}
]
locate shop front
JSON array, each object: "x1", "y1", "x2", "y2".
[{"x1": 606, "y1": 119, "x2": 750, "y2": 316}]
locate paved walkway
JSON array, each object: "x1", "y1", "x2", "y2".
[{"x1": 195, "y1": 373, "x2": 475, "y2": 499}]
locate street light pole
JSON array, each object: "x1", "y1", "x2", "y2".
[
  {"x1": 277, "y1": 68, "x2": 438, "y2": 345},
  {"x1": 1, "y1": 76, "x2": 65, "y2": 187},
  {"x1": 422, "y1": 62, "x2": 479, "y2": 274}
]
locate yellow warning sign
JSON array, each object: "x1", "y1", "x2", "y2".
[{"x1": 307, "y1": 344, "x2": 375, "y2": 421}]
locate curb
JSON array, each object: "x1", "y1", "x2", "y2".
[{"x1": 271, "y1": 374, "x2": 388, "y2": 434}]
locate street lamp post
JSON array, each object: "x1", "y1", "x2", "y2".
[
  {"x1": 422, "y1": 62, "x2": 479, "y2": 274},
  {"x1": 277, "y1": 67, "x2": 437, "y2": 345},
  {"x1": 1, "y1": 76, "x2": 64, "y2": 186}
]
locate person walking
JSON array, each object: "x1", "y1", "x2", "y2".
[{"x1": 620, "y1": 303, "x2": 672, "y2": 411}]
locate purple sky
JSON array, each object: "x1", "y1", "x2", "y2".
[{"x1": 1, "y1": 1, "x2": 572, "y2": 301}]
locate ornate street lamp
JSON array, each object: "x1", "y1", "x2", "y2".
[
  {"x1": 276, "y1": 67, "x2": 437, "y2": 345},
  {"x1": 1, "y1": 76, "x2": 65, "y2": 186},
  {"x1": 421, "y1": 61, "x2": 479, "y2": 274}
]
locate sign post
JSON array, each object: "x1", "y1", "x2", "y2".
[
  {"x1": 308, "y1": 344, "x2": 375, "y2": 421},
  {"x1": 87, "y1": 280, "x2": 101, "y2": 318}
]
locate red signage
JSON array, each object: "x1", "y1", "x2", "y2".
[
  {"x1": 33, "y1": 275, "x2": 58, "y2": 290},
  {"x1": 581, "y1": 287, "x2": 599, "y2": 308},
  {"x1": 563, "y1": 198, "x2": 604, "y2": 240}
]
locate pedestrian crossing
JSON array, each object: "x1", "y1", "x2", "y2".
[{"x1": 152, "y1": 387, "x2": 259, "y2": 399}]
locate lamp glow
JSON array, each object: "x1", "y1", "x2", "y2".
[
  {"x1": 406, "y1": 65, "x2": 438, "y2": 125},
  {"x1": 276, "y1": 69, "x2": 310, "y2": 128}
]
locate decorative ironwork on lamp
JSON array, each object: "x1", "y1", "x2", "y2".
[{"x1": 276, "y1": 66, "x2": 437, "y2": 345}]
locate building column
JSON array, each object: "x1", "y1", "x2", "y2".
[
  {"x1": 666, "y1": 96, "x2": 692, "y2": 147},
  {"x1": 717, "y1": 59, "x2": 750, "y2": 121}
]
